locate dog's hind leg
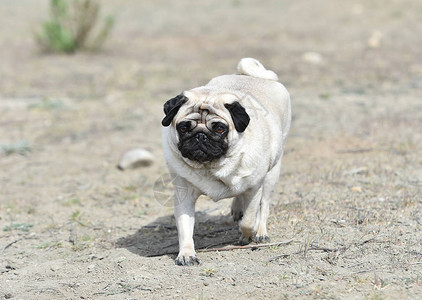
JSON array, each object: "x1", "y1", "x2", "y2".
[
  {"x1": 231, "y1": 196, "x2": 243, "y2": 222},
  {"x1": 255, "y1": 157, "x2": 283, "y2": 243},
  {"x1": 238, "y1": 187, "x2": 262, "y2": 244}
]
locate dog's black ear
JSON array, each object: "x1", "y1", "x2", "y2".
[
  {"x1": 162, "y1": 94, "x2": 188, "y2": 126},
  {"x1": 224, "y1": 101, "x2": 250, "y2": 132}
]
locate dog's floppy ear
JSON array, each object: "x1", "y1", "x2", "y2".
[
  {"x1": 162, "y1": 94, "x2": 188, "y2": 126},
  {"x1": 224, "y1": 101, "x2": 250, "y2": 132}
]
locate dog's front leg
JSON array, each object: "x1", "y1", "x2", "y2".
[{"x1": 173, "y1": 176, "x2": 200, "y2": 266}]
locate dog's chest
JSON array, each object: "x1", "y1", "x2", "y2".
[{"x1": 190, "y1": 165, "x2": 252, "y2": 200}]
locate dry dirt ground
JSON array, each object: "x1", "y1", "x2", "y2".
[{"x1": 1, "y1": 0, "x2": 422, "y2": 299}]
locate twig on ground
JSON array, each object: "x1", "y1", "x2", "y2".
[
  {"x1": 2, "y1": 238, "x2": 23, "y2": 254},
  {"x1": 197, "y1": 239, "x2": 240, "y2": 250},
  {"x1": 142, "y1": 224, "x2": 177, "y2": 230},
  {"x1": 268, "y1": 236, "x2": 378, "y2": 262},
  {"x1": 336, "y1": 148, "x2": 373, "y2": 154},
  {"x1": 69, "y1": 223, "x2": 76, "y2": 245},
  {"x1": 197, "y1": 239, "x2": 295, "y2": 253},
  {"x1": 352, "y1": 269, "x2": 377, "y2": 275},
  {"x1": 147, "y1": 239, "x2": 295, "y2": 257}
]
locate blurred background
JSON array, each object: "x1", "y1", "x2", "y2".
[
  {"x1": 2, "y1": 0, "x2": 421, "y2": 98},
  {"x1": 1, "y1": 1, "x2": 421, "y2": 298}
]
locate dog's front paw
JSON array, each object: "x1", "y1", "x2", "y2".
[
  {"x1": 254, "y1": 235, "x2": 271, "y2": 244},
  {"x1": 175, "y1": 254, "x2": 200, "y2": 266}
]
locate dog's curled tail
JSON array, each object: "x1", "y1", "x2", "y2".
[{"x1": 237, "y1": 58, "x2": 279, "y2": 81}]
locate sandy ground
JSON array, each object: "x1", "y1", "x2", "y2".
[{"x1": 1, "y1": 0, "x2": 422, "y2": 299}]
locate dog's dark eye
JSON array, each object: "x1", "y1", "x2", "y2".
[
  {"x1": 179, "y1": 125, "x2": 188, "y2": 133},
  {"x1": 215, "y1": 125, "x2": 226, "y2": 134},
  {"x1": 177, "y1": 122, "x2": 190, "y2": 134}
]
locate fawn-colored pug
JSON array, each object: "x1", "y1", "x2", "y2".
[{"x1": 162, "y1": 58, "x2": 291, "y2": 265}]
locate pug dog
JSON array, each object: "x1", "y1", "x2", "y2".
[{"x1": 161, "y1": 58, "x2": 291, "y2": 266}]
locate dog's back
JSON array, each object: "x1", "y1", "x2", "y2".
[
  {"x1": 204, "y1": 58, "x2": 291, "y2": 173},
  {"x1": 206, "y1": 58, "x2": 291, "y2": 146}
]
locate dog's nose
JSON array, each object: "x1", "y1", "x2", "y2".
[{"x1": 196, "y1": 133, "x2": 207, "y2": 142}]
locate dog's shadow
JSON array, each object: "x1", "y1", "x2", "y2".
[{"x1": 117, "y1": 212, "x2": 240, "y2": 258}]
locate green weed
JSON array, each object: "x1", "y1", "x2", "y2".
[
  {"x1": 36, "y1": 0, "x2": 114, "y2": 53},
  {"x1": 319, "y1": 92, "x2": 331, "y2": 99},
  {"x1": 365, "y1": 292, "x2": 385, "y2": 300},
  {"x1": 69, "y1": 210, "x2": 88, "y2": 226},
  {"x1": 28, "y1": 98, "x2": 66, "y2": 110},
  {"x1": 72, "y1": 235, "x2": 94, "y2": 251},
  {"x1": 202, "y1": 268, "x2": 216, "y2": 277},
  {"x1": 3, "y1": 223, "x2": 33, "y2": 232},
  {"x1": 37, "y1": 241, "x2": 63, "y2": 249},
  {"x1": 1, "y1": 140, "x2": 32, "y2": 156},
  {"x1": 62, "y1": 197, "x2": 82, "y2": 207}
]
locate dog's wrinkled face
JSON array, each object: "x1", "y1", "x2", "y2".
[
  {"x1": 162, "y1": 93, "x2": 250, "y2": 163},
  {"x1": 176, "y1": 115, "x2": 229, "y2": 163}
]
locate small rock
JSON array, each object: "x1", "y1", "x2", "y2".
[
  {"x1": 87, "y1": 264, "x2": 95, "y2": 273},
  {"x1": 302, "y1": 52, "x2": 323, "y2": 65},
  {"x1": 331, "y1": 219, "x2": 346, "y2": 227},
  {"x1": 117, "y1": 148, "x2": 154, "y2": 170},
  {"x1": 351, "y1": 186, "x2": 362, "y2": 193},
  {"x1": 90, "y1": 254, "x2": 105, "y2": 260},
  {"x1": 368, "y1": 30, "x2": 383, "y2": 48},
  {"x1": 116, "y1": 256, "x2": 126, "y2": 263},
  {"x1": 343, "y1": 167, "x2": 368, "y2": 176}
]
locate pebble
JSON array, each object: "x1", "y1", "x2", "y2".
[
  {"x1": 116, "y1": 256, "x2": 127, "y2": 264},
  {"x1": 343, "y1": 167, "x2": 368, "y2": 176},
  {"x1": 302, "y1": 52, "x2": 323, "y2": 65},
  {"x1": 368, "y1": 30, "x2": 383, "y2": 48},
  {"x1": 87, "y1": 264, "x2": 95, "y2": 273},
  {"x1": 351, "y1": 186, "x2": 363, "y2": 193},
  {"x1": 117, "y1": 148, "x2": 154, "y2": 170}
]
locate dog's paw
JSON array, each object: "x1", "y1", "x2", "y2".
[
  {"x1": 238, "y1": 234, "x2": 252, "y2": 246},
  {"x1": 254, "y1": 235, "x2": 271, "y2": 244},
  {"x1": 175, "y1": 255, "x2": 200, "y2": 266},
  {"x1": 231, "y1": 209, "x2": 243, "y2": 222}
]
